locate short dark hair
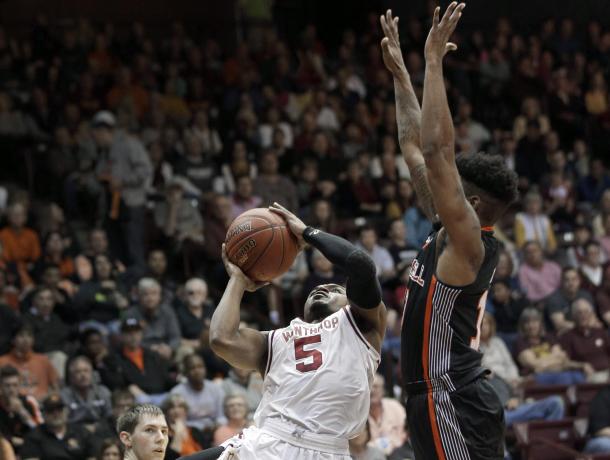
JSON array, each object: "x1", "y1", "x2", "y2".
[
  {"x1": 0, "y1": 365, "x2": 19, "y2": 381},
  {"x1": 116, "y1": 404, "x2": 164, "y2": 434},
  {"x1": 111, "y1": 388, "x2": 135, "y2": 407},
  {"x1": 456, "y1": 153, "x2": 519, "y2": 207}
]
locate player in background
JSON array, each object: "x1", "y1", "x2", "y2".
[
  {"x1": 180, "y1": 202, "x2": 386, "y2": 460},
  {"x1": 117, "y1": 404, "x2": 169, "y2": 460},
  {"x1": 381, "y1": 4, "x2": 518, "y2": 460}
]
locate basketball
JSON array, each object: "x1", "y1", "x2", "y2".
[{"x1": 225, "y1": 208, "x2": 299, "y2": 282}]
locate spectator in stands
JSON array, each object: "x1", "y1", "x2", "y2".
[
  {"x1": 202, "y1": 195, "x2": 232, "y2": 280},
  {"x1": 585, "y1": 385, "x2": 610, "y2": 454},
  {"x1": 596, "y1": 264, "x2": 610, "y2": 327},
  {"x1": 36, "y1": 231, "x2": 75, "y2": 280},
  {"x1": 386, "y1": 219, "x2": 418, "y2": 280},
  {"x1": 0, "y1": 365, "x2": 41, "y2": 453},
  {"x1": 368, "y1": 374, "x2": 406, "y2": 456},
  {"x1": 162, "y1": 394, "x2": 206, "y2": 457},
  {"x1": 170, "y1": 354, "x2": 225, "y2": 432},
  {"x1": 176, "y1": 278, "x2": 214, "y2": 355},
  {"x1": 578, "y1": 158, "x2": 610, "y2": 204},
  {"x1": 113, "y1": 317, "x2": 175, "y2": 403},
  {"x1": 20, "y1": 393, "x2": 97, "y2": 460},
  {"x1": 487, "y1": 280, "x2": 527, "y2": 348},
  {"x1": 0, "y1": 202, "x2": 40, "y2": 285},
  {"x1": 60, "y1": 356, "x2": 112, "y2": 426},
  {"x1": 357, "y1": 225, "x2": 395, "y2": 282},
  {"x1": 73, "y1": 253, "x2": 129, "y2": 328},
  {"x1": 593, "y1": 189, "x2": 610, "y2": 239},
  {"x1": 0, "y1": 324, "x2": 59, "y2": 400},
  {"x1": 514, "y1": 191, "x2": 557, "y2": 254},
  {"x1": 518, "y1": 241, "x2": 562, "y2": 303},
  {"x1": 92, "y1": 110, "x2": 152, "y2": 268},
  {"x1": 580, "y1": 240, "x2": 605, "y2": 290},
  {"x1": 153, "y1": 177, "x2": 204, "y2": 250},
  {"x1": 558, "y1": 299, "x2": 610, "y2": 382},
  {"x1": 229, "y1": 175, "x2": 262, "y2": 219},
  {"x1": 598, "y1": 213, "x2": 610, "y2": 259},
  {"x1": 96, "y1": 439, "x2": 122, "y2": 460},
  {"x1": 494, "y1": 249, "x2": 520, "y2": 291},
  {"x1": 174, "y1": 132, "x2": 221, "y2": 200},
  {"x1": 253, "y1": 150, "x2": 298, "y2": 212},
  {"x1": 78, "y1": 329, "x2": 123, "y2": 391},
  {"x1": 0, "y1": 304, "x2": 19, "y2": 355},
  {"x1": 92, "y1": 389, "x2": 136, "y2": 441},
  {"x1": 23, "y1": 286, "x2": 71, "y2": 376},
  {"x1": 220, "y1": 366, "x2": 263, "y2": 418},
  {"x1": 480, "y1": 313, "x2": 521, "y2": 387},
  {"x1": 515, "y1": 120, "x2": 547, "y2": 187},
  {"x1": 545, "y1": 267, "x2": 594, "y2": 334},
  {"x1": 125, "y1": 277, "x2": 181, "y2": 360},
  {"x1": 349, "y1": 421, "x2": 386, "y2": 460},
  {"x1": 213, "y1": 395, "x2": 249, "y2": 446},
  {"x1": 513, "y1": 97, "x2": 550, "y2": 141},
  {"x1": 336, "y1": 160, "x2": 381, "y2": 218},
  {"x1": 515, "y1": 308, "x2": 587, "y2": 385},
  {"x1": 145, "y1": 249, "x2": 176, "y2": 306}
]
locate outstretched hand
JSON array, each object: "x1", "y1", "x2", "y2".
[
  {"x1": 268, "y1": 202, "x2": 307, "y2": 251},
  {"x1": 221, "y1": 243, "x2": 268, "y2": 292},
  {"x1": 380, "y1": 10, "x2": 406, "y2": 77},
  {"x1": 424, "y1": 2, "x2": 465, "y2": 62}
]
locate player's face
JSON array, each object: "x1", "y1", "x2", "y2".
[
  {"x1": 125, "y1": 414, "x2": 169, "y2": 460},
  {"x1": 304, "y1": 284, "x2": 347, "y2": 322}
]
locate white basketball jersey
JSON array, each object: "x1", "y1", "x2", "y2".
[{"x1": 253, "y1": 306, "x2": 380, "y2": 439}]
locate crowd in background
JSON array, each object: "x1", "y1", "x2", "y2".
[{"x1": 1, "y1": 6, "x2": 610, "y2": 459}]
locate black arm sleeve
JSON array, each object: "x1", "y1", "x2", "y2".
[
  {"x1": 178, "y1": 447, "x2": 225, "y2": 460},
  {"x1": 303, "y1": 227, "x2": 382, "y2": 309}
]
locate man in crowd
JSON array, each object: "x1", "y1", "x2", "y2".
[
  {"x1": 170, "y1": 354, "x2": 226, "y2": 432},
  {"x1": 559, "y1": 299, "x2": 610, "y2": 382},
  {"x1": 60, "y1": 355, "x2": 112, "y2": 426},
  {"x1": 21, "y1": 394, "x2": 97, "y2": 460},
  {"x1": 545, "y1": 267, "x2": 595, "y2": 333},
  {"x1": 125, "y1": 277, "x2": 182, "y2": 360},
  {"x1": 0, "y1": 365, "x2": 41, "y2": 453},
  {"x1": 220, "y1": 366, "x2": 262, "y2": 418},
  {"x1": 113, "y1": 317, "x2": 176, "y2": 404},
  {"x1": 518, "y1": 240, "x2": 562, "y2": 303},
  {"x1": 92, "y1": 110, "x2": 152, "y2": 268}
]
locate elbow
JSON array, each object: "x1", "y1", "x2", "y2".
[
  {"x1": 209, "y1": 331, "x2": 231, "y2": 354},
  {"x1": 421, "y1": 143, "x2": 452, "y2": 160}
]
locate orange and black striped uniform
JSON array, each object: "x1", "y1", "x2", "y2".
[{"x1": 400, "y1": 228, "x2": 504, "y2": 460}]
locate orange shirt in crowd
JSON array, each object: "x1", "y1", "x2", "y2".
[
  {"x1": 0, "y1": 227, "x2": 41, "y2": 265},
  {"x1": 213, "y1": 424, "x2": 245, "y2": 446},
  {"x1": 0, "y1": 351, "x2": 59, "y2": 401}
]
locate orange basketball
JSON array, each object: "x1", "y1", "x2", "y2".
[{"x1": 225, "y1": 208, "x2": 299, "y2": 282}]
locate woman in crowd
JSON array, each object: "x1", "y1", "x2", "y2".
[
  {"x1": 97, "y1": 438, "x2": 122, "y2": 460},
  {"x1": 162, "y1": 394, "x2": 207, "y2": 458},
  {"x1": 213, "y1": 395, "x2": 250, "y2": 446}
]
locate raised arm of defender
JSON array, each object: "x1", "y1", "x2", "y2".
[
  {"x1": 420, "y1": 2, "x2": 485, "y2": 285},
  {"x1": 380, "y1": 10, "x2": 436, "y2": 223}
]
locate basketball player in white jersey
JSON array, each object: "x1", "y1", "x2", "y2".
[{"x1": 179, "y1": 202, "x2": 386, "y2": 460}]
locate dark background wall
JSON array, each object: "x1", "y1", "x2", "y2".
[{"x1": 2, "y1": 0, "x2": 610, "y2": 50}]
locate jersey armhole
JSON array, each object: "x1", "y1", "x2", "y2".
[
  {"x1": 342, "y1": 306, "x2": 381, "y2": 362},
  {"x1": 263, "y1": 330, "x2": 276, "y2": 377}
]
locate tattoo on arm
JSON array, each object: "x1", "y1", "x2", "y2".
[
  {"x1": 394, "y1": 77, "x2": 421, "y2": 150},
  {"x1": 411, "y1": 163, "x2": 437, "y2": 222}
]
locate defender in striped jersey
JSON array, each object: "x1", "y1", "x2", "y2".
[
  {"x1": 381, "y1": 5, "x2": 518, "y2": 460},
  {"x1": 181, "y1": 203, "x2": 386, "y2": 460}
]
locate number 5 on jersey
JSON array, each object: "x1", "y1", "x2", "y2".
[{"x1": 294, "y1": 335, "x2": 323, "y2": 373}]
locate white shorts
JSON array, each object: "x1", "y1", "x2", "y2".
[{"x1": 219, "y1": 424, "x2": 351, "y2": 460}]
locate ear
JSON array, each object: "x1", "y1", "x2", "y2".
[
  {"x1": 119, "y1": 431, "x2": 131, "y2": 449},
  {"x1": 467, "y1": 195, "x2": 481, "y2": 210}
]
